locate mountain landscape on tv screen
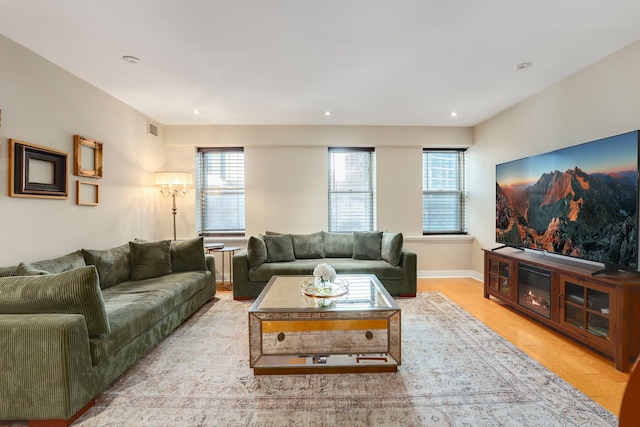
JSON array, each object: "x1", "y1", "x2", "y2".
[{"x1": 496, "y1": 167, "x2": 638, "y2": 267}]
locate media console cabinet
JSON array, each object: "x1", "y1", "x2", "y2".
[{"x1": 484, "y1": 248, "x2": 640, "y2": 372}]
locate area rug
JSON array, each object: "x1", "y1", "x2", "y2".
[{"x1": 66, "y1": 292, "x2": 617, "y2": 426}]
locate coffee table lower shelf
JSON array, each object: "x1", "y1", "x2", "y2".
[{"x1": 252, "y1": 353, "x2": 399, "y2": 375}]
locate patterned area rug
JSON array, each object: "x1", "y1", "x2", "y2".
[{"x1": 70, "y1": 292, "x2": 616, "y2": 426}]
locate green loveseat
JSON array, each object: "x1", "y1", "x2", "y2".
[
  {"x1": 0, "y1": 237, "x2": 215, "y2": 425},
  {"x1": 232, "y1": 231, "x2": 417, "y2": 299}
]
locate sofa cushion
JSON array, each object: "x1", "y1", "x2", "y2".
[
  {"x1": 0, "y1": 265, "x2": 110, "y2": 337},
  {"x1": 264, "y1": 234, "x2": 295, "y2": 262},
  {"x1": 30, "y1": 250, "x2": 86, "y2": 274},
  {"x1": 91, "y1": 270, "x2": 211, "y2": 363},
  {"x1": 83, "y1": 243, "x2": 131, "y2": 289},
  {"x1": 248, "y1": 258, "x2": 403, "y2": 282},
  {"x1": 170, "y1": 237, "x2": 206, "y2": 272},
  {"x1": 247, "y1": 235, "x2": 267, "y2": 269},
  {"x1": 353, "y1": 231, "x2": 383, "y2": 260},
  {"x1": 129, "y1": 240, "x2": 172, "y2": 280},
  {"x1": 322, "y1": 232, "x2": 354, "y2": 257},
  {"x1": 292, "y1": 232, "x2": 324, "y2": 259},
  {"x1": 14, "y1": 262, "x2": 50, "y2": 276},
  {"x1": 382, "y1": 232, "x2": 404, "y2": 266}
]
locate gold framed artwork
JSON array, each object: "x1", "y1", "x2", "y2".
[
  {"x1": 74, "y1": 135, "x2": 103, "y2": 178},
  {"x1": 76, "y1": 181, "x2": 100, "y2": 206},
  {"x1": 8, "y1": 139, "x2": 69, "y2": 199}
]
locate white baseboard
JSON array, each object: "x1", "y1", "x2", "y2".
[
  {"x1": 221, "y1": 272, "x2": 484, "y2": 283},
  {"x1": 418, "y1": 270, "x2": 483, "y2": 282},
  {"x1": 216, "y1": 274, "x2": 230, "y2": 283}
]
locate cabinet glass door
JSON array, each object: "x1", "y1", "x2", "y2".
[
  {"x1": 587, "y1": 289, "x2": 610, "y2": 339},
  {"x1": 488, "y1": 258, "x2": 510, "y2": 296},
  {"x1": 561, "y1": 276, "x2": 611, "y2": 341}
]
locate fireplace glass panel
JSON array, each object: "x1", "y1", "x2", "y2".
[{"x1": 517, "y1": 263, "x2": 551, "y2": 319}]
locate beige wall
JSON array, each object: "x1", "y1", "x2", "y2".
[
  {"x1": 469, "y1": 40, "x2": 640, "y2": 274},
  {"x1": 0, "y1": 35, "x2": 164, "y2": 265},
  {"x1": 164, "y1": 125, "x2": 476, "y2": 275},
  {"x1": 10, "y1": 28, "x2": 635, "y2": 278}
]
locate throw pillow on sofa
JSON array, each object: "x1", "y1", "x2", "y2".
[
  {"x1": 264, "y1": 234, "x2": 295, "y2": 262},
  {"x1": 29, "y1": 250, "x2": 86, "y2": 274},
  {"x1": 322, "y1": 231, "x2": 354, "y2": 257},
  {"x1": 14, "y1": 262, "x2": 50, "y2": 276},
  {"x1": 170, "y1": 237, "x2": 207, "y2": 272},
  {"x1": 83, "y1": 243, "x2": 131, "y2": 289},
  {"x1": 247, "y1": 235, "x2": 267, "y2": 269},
  {"x1": 353, "y1": 231, "x2": 383, "y2": 260},
  {"x1": 381, "y1": 232, "x2": 403, "y2": 266},
  {"x1": 292, "y1": 232, "x2": 324, "y2": 259},
  {"x1": 129, "y1": 240, "x2": 172, "y2": 280},
  {"x1": 0, "y1": 265, "x2": 110, "y2": 337}
]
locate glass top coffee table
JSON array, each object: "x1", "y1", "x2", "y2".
[{"x1": 248, "y1": 274, "x2": 401, "y2": 375}]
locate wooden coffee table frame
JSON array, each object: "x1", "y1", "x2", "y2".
[{"x1": 248, "y1": 274, "x2": 401, "y2": 375}]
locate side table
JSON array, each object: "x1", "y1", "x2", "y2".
[{"x1": 205, "y1": 245, "x2": 240, "y2": 289}]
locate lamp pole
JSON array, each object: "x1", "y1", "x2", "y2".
[
  {"x1": 160, "y1": 185, "x2": 188, "y2": 241},
  {"x1": 171, "y1": 191, "x2": 178, "y2": 241}
]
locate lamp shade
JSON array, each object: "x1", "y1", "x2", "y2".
[{"x1": 154, "y1": 172, "x2": 193, "y2": 186}]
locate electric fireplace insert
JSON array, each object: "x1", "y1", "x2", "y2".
[{"x1": 518, "y1": 263, "x2": 552, "y2": 319}]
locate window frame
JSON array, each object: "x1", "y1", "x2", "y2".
[
  {"x1": 422, "y1": 148, "x2": 467, "y2": 235},
  {"x1": 328, "y1": 147, "x2": 376, "y2": 233},
  {"x1": 196, "y1": 147, "x2": 245, "y2": 237}
]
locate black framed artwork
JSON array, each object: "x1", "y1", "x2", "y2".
[{"x1": 9, "y1": 139, "x2": 68, "y2": 199}]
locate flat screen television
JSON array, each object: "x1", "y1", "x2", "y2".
[{"x1": 495, "y1": 130, "x2": 639, "y2": 274}]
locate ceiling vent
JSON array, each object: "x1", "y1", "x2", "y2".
[{"x1": 148, "y1": 121, "x2": 159, "y2": 137}]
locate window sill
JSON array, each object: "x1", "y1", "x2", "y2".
[{"x1": 405, "y1": 234, "x2": 474, "y2": 243}]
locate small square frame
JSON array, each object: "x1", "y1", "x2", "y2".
[
  {"x1": 9, "y1": 139, "x2": 68, "y2": 199},
  {"x1": 76, "y1": 180, "x2": 100, "y2": 206},
  {"x1": 74, "y1": 135, "x2": 103, "y2": 178}
]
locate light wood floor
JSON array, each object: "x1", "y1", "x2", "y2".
[
  {"x1": 418, "y1": 277, "x2": 629, "y2": 416},
  {"x1": 219, "y1": 277, "x2": 630, "y2": 416}
]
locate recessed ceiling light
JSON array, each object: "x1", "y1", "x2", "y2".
[
  {"x1": 193, "y1": 109, "x2": 201, "y2": 115},
  {"x1": 515, "y1": 62, "x2": 532, "y2": 70},
  {"x1": 324, "y1": 110, "x2": 332, "y2": 117},
  {"x1": 122, "y1": 55, "x2": 141, "y2": 64},
  {"x1": 450, "y1": 112, "x2": 458, "y2": 117}
]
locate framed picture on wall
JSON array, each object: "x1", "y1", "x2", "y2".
[
  {"x1": 74, "y1": 135, "x2": 103, "y2": 178},
  {"x1": 76, "y1": 180, "x2": 100, "y2": 206},
  {"x1": 9, "y1": 139, "x2": 69, "y2": 199}
]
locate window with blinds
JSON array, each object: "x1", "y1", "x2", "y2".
[
  {"x1": 196, "y1": 147, "x2": 245, "y2": 235},
  {"x1": 328, "y1": 147, "x2": 375, "y2": 232},
  {"x1": 423, "y1": 149, "x2": 467, "y2": 234}
]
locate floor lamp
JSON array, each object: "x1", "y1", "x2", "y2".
[{"x1": 154, "y1": 171, "x2": 193, "y2": 241}]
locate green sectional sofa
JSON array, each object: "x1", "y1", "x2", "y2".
[
  {"x1": 0, "y1": 237, "x2": 215, "y2": 425},
  {"x1": 232, "y1": 231, "x2": 417, "y2": 299}
]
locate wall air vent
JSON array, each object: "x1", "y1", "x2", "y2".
[{"x1": 148, "y1": 122, "x2": 159, "y2": 137}]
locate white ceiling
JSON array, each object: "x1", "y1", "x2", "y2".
[{"x1": 2, "y1": 1, "x2": 640, "y2": 127}]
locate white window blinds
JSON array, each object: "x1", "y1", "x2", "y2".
[
  {"x1": 422, "y1": 149, "x2": 467, "y2": 234},
  {"x1": 196, "y1": 147, "x2": 245, "y2": 235},
  {"x1": 328, "y1": 147, "x2": 375, "y2": 232}
]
